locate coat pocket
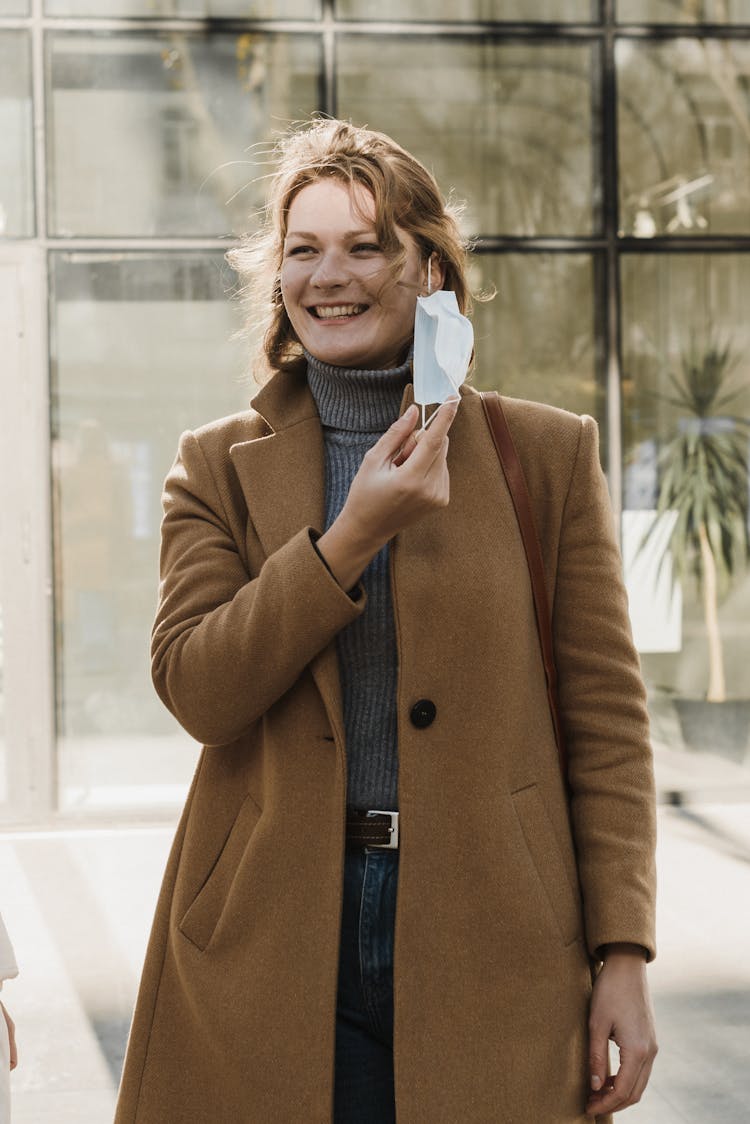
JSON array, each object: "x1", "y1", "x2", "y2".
[
  {"x1": 179, "y1": 792, "x2": 262, "y2": 952},
  {"x1": 510, "y1": 783, "x2": 581, "y2": 947}
]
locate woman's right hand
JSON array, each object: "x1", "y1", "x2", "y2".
[{"x1": 314, "y1": 397, "x2": 460, "y2": 594}]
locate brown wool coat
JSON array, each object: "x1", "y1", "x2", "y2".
[{"x1": 115, "y1": 369, "x2": 657, "y2": 1124}]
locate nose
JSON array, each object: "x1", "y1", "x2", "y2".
[{"x1": 310, "y1": 248, "x2": 349, "y2": 289}]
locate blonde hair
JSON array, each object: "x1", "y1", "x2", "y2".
[{"x1": 227, "y1": 118, "x2": 475, "y2": 385}]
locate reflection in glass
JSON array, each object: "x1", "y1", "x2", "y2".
[
  {"x1": 47, "y1": 33, "x2": 321, "y2": 237},
  {"x1": 469, "y1": 252, "x2": 604, "y2": 434},
  {"x1": 618, "y1": 39, "x2": 750, "y2": 236},
  {"x1": 51, "y1": 253, "x2": 250, "y2": 810},
  {"x1": 618, "y1": 0, "x2": 750, "y2": 22},
  {"x1": 336, "y1": 0, "x2": 593, "y2": 18},
  {"x1": 337, "y1": 38, "x2": 598, "y2": 237},
  {"x1": 621, "y1": 254, "x2": 750, "y2": 761},
  {"x1": 0, "y1": 33, "x2": 33, "y2": 238},
  {"x1": 45, "y1": 0, "x2": 319, "y2": 14}
]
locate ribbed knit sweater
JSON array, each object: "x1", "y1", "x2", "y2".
[{"x1": 306, "y1": 350, "x2": 411, "y2": 812}]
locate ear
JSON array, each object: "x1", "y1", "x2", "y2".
[{"x1": 421, "y1": 252, "x2": 446, "y2": 294}]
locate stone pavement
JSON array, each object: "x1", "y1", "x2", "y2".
[{"x1": 1, "y1": 739, "x2": 749, "y2": 1123}]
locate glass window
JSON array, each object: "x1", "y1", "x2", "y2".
[
  {"x1": 618, "y1": 39, "x2": 750, "y2": 236},
  {"x1": 618, "y1": 0, "x2": 750, "y2": 22},
  {"x1": 337, "y1": 38, "x2": 599, "y2": 237},
  {"x1": 47, "y1": 33, "x2": 321, "y2": 237},
  {"x1": 50, "y1": 252, "x2": 251, "y2": 811},
  {"x1": 621, "y1": 253, "x2": 750, "y2": 764},
  {"x1": 0, "y1": 1, "x2": 30, "y2": 12},
  {"x1": 0, "y1": 32, "x2": 33, "y2": 238},
  {"x1": 470, "y1": 251, "x2": 604, "y2": 437},
  {"x1": 336, "y1": 0, "x2": 594, "y2": 18},
  {"x1": 45, "y1": 0, "x2": 319, "y2": 15}
]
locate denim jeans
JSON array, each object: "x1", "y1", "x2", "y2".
[{"x1": 334, "y1": 847, "x2": 399, "y2": 1124}]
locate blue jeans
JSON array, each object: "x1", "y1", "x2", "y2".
[{"x1": 334, "y1": 847, "x2": 399, "y2": 1124}]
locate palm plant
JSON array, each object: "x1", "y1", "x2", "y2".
[{"x1": 643, "y1": 339, "x2": 749, "y2": 703}]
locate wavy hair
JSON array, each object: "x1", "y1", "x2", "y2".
[{"x1": 226, "y1": 118, "x2": 477, "y2": 385}]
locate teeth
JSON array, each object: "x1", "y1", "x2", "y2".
[{"x1": 314, "y1": 304, "x2": 366, "y2": 319}]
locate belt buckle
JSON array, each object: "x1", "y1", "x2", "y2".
[{"x1": 367, "y1": 809, "x2": 399, "y2": 850}]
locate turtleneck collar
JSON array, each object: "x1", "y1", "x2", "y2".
[{"x1": 305, "y1": 349, "x2": 412, "y2": 433}]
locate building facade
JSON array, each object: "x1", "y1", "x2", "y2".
[{"x1": 1, "y1": 0, "x2": 749, "y2": 823}]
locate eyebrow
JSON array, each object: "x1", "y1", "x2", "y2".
[{"x1": 284, "y1": 229, "x2": 377, "y2": 241}]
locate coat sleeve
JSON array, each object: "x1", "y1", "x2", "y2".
[
  {"x1": 552, "y1": 415, "x2": 657, "y2": 962},
  {"x1": 150, "y1": 429, "x2": 367, "y2": 747}
]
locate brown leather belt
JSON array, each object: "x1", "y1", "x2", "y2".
[{"x1": 345, "y1": 808, "x2": 399, "y2": 850}]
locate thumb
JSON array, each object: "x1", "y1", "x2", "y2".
[{"x1": 589, "y1": 1029, "x2": 609, "y2": 1092}]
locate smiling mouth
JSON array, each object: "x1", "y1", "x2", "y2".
[{"x1": 309, "y1": 304, "x2": 369, "y2": 320}]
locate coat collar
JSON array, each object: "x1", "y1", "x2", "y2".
[{"x1": 230, "y1": 365, "x2": 420, "y2": 560}]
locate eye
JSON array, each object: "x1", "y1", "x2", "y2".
[
  {"x1": 286, "y1": 244, "x2": 316, "y2": 257},
  {"x1": 352, "y1": 243, "x2": 382, "y2": 253}
]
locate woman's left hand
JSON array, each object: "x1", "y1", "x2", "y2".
[
  {"x1": 1, "y1": 1000, "x2": 18, "y2": 1070},
  {"x1": 586, "y1": 943, "x2": 657, "y2": 1116}
]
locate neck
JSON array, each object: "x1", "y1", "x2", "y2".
[{"x1": 304, "y1": 350, "x2": 412, "y2": 433}]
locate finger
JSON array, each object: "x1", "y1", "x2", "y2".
[
  {"x1": 376, "y1": 403, "x2": 420, "y2": 460},
  {"x1": 627, "y1": 1052, "x2": 655, "y2": 1108},
  {"x1": 587, "y1": 1023, "x2": 610, "y2": 1099},
  {"x1": 405, "y1": 399, "x2": 459, "y2": 471},
  {"x1": 393, "y1": 432, "x2": 418, "y2": 466},
  {"x1": 586, "y1": 1052, "x2": 645, "y2": 1115}
]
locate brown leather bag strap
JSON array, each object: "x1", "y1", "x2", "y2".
[{"x1": 480, "y1": 391, "x2": 568, "y2": 787}]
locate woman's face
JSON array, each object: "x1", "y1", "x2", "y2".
[{"x1": 280, "y1": 178, "x2": 426, "y2": 370}]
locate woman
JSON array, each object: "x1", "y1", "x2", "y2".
[{"x1": 115, "y1": 119, "x2": 657, "y2": 1123}]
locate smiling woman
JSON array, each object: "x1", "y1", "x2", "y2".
[
  {"x1": 280, "y1": 179, "x2": 429, "y2": 370},
  {"x1": 115, "y1": 118, "x2": 658, "y2": 1124}
]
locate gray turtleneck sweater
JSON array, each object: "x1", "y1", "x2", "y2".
[{"x1": 306, "y1": 351, "x2": 410, "y2": 812}]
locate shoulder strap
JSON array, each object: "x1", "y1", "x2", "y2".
[{"x1": 480, "y1": 391, "x2": 568, "y2": 787}]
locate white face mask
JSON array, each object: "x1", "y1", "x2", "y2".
[{"x1": 413, "y1": 263, "x2": 473, "y2": 429}]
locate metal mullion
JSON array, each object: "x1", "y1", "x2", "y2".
[
  {"x1": 40, "y1": 17, "x2": 322, "y2": 34},
  {"x1": 322, "y1": 0, "x2": 335, "y2": 115},
  {"x1": 44, "y1": 237, "x2": 236, "y2": 251},
  {"x1": 331, "y1": 20, "x2": 603, "y2": 36},
  {"x1": 601, "y1": 0, "x2": 622, "y2": 529},
  {"x1": 332, "y1": 22, "x2": 602, "y2": 39},
  {"x1": 615, "y1": 23, "x2": 750, "y2": 39},
  {"x1": 16, "y1": 0, "x2": 58, "y2": 819},
  {"x1": 0, "y1": 245, "x2": 55, "y2": 824},
  {"x1": 618, "y1": 237, "x2": 750, "y2": 253},
  {"x1": 473, "y1": 236, "x2": 607, "y2": 252}
]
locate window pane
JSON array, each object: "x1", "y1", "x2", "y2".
[
  {"x1": 621, "y1": 253, "x2": 750, "y2": 766},
  {"x1": 470, "y1": 252, "x2": 604, "y2": 436},
  {"x1": 0, "y1": 32, "x2": 33, "y2": 238},
  {"x1": 336, "y1": 0, "x2": 594, "y2": 18},
  {"x1": 0, "y1": 1, "x2": 30, "y2": 13},
  {"x1": 618, "y1": 39, "x2": 750, "y2": 237},
  {"x1": 47, "y1": 33, "x2": 321, "y2": 237},
  {"x1": 618, "y1": 0, "x2": 750, "y2": 22},
  {"x1": 337, "y1": 39, "x2": 599, "y2": 237},
  {"x1": 45, "y1": 0, "x2": 319, "y2": 14},
  {"x1": 50, "y1": 253, "x2": 249, "y2": 811}
]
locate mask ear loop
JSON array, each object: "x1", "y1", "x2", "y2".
[{"x1": 420, "y1": 256, "x2": 433, "y2": 431}]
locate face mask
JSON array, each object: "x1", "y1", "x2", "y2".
[{"x1": 413, "y1": 267, "x2": 473, "y2": 430}]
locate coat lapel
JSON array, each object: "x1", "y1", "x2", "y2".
[{"x1": 227, "y1": 366, "x2": 344, "y2": 740}]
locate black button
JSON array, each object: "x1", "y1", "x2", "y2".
[{"x1": 410, "y1": 699, "x2": 437, "y2": 729}]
